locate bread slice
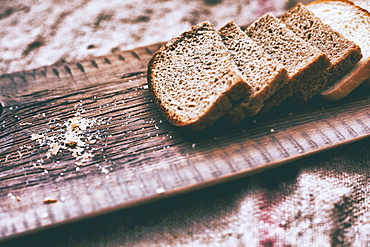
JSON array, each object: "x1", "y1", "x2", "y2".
[
  {"x1": 280, "y1": 3, "x2": 362, "y2": 102},
  {"x1": 244, "y1": 13, "x2": 330, "y2": 113},
  {"x1": 307, "y1": 0, "x2": 370, "y2": 101},
  {"x1": 147, "y1": 21, "x2": 251, "y2": 131},
  {"x1": 217, "y1": 21, "x2": 288, "y2": 122},
  {"x1": 349, "y1": 0, "x2": 370, "y2": 86}
]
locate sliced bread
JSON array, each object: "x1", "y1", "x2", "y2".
[
  {"x1": 280, "y1": 3, "x2": 362, "y2": 102},
  {"x1": 307, "y1": 0, "x2": 370, "y2": 101},
  {"x1": 147, "y1": 21, "x2": 251, "y2": 131},
  {"x1": 217, "y1": 21, "x2": 288, "y2": 122},
  {"x1": 244, "y1": 13, "x2": 330, "y2": 113}
]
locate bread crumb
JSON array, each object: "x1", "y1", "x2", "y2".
[
  {"x1": 8, "y1": 193, "x2": 20, "y2": 201},
  {"x1": 30, "y1": 110, "x2": 107, "y2": 166},
  {"x1": 31, "y1": 134, "x2": 44, "y2": 141},
  {"x1": 156, "y1": 187, "x2": 166, "y2": 194},
  {"x1": 101, "y1": 167, "x2": 109, "y2": 174},
  {"x1": 43, "y1": 198, "x2": 58, "y2": 204},
  {"x1": 50, "y1": 142, "x2": 60, "y2": 155},
  {"x1": 19, "y1": 122, "x2": 33, "y2": 126}
]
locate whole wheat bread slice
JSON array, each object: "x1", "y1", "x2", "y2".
[
  {"x1": 148, "y1": 21, "x2": 251, "y2": 131},
  {"x1": 281, "y1": 3, "x2": 362, "y2": 102},
  {"x1": 244, "y1": 13, "x2": 330, "y2": 113},
  {"x1": 217, "y1": 21, "x2": 288, "y2": 122},
  {"x1": 307, "y1": 0, "x2": 370, "y2": 101}
]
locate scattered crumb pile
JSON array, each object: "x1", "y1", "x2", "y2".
[{"x1": 31, "y1": 113, "x2": 106, "y2": 165}]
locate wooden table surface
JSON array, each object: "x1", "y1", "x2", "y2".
[{"x1": 2, "y1": 1, "x2": 370, "y2": 246}]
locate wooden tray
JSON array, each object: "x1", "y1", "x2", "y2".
[{"x1": 1, "y1": 42, "x2": 370, "y2": 241}]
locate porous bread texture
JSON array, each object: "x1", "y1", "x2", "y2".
[
  {"x1": 245, "y1": 13, "x2": 330, "y2": 113},
  {"x1": 280, "y1": 3, "x2": 362, "y2": 102},
  {"x1": 218, "y1": 21, "x2": 288, "y2": 122},
  {"x1": 148, "y1": 21, "x2": 251, "y2": 131},
  {"x1": 307, "y1": 0, "x2": 370, "y2": 101}
]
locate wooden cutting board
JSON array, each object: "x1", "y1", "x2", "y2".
[{"x1": 1, "y1": 42, "x2": 370, "y2": 241}]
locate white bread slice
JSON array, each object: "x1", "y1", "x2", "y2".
[
  {"x1": 218, "y1": 21, "x2": 288, "y2": 122},
  {"x1": 147, "y1": 22, "x2": 251, "y2": 131},
  {"x1": 245, "y1": 13, "x2": 330, "y2": 113},
  {"x1": 349, "y1": 0, "x2": 370, "y2": 86},
  {"x1": 307, "y1": 0, "x2": 370, "y2": 101},
  {"x1": 280, "y1": 3, "x2": 362, "y2": 102}
]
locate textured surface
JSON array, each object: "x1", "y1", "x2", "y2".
[
  {"x1": 3, "y1": 0, "x2": 370, "y2": 247},
  {"x1": 0, "y1": 0, "x2": 292, "y2": 75}
]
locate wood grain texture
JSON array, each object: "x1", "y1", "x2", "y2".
[{"x1": 1, "y1": 42, "x2": 370, "y2": 241}]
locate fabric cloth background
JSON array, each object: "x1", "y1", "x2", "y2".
[{"x1": 2, "y1": 0, "x2": 370, "y2": 246}]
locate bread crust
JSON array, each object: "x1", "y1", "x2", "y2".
[
  {"x1": 319, "y1": 60, "x2": 370, "y2": 101},
  {"x1": 349, "y1": 0, "x2": 370, "y2": 87},
  {"x1": 307, "y1": 0, "x2": 370, "y2": 13}
]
